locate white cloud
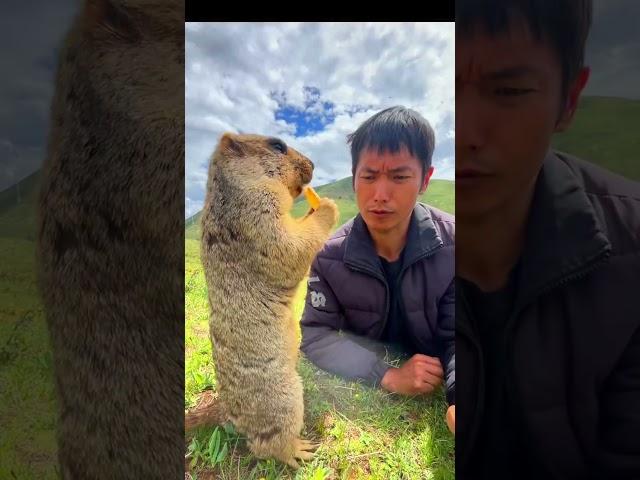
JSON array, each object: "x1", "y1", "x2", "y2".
[
  {"x1": 0, "y1": 0, "x2": 77, "y2": 191},
  {"x1": 186, "y1": 22, "x2": 455, "y2": 218}
]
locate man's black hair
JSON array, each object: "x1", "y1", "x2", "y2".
[
  {"x1": 456, "y1": 0, "x2": 593, "y2": 102},
  {"x1": 347, "y1": 106, "x2": 435, "y2": 179}
]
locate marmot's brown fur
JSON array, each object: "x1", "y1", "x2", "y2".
[
  {"x1": 200, "y1": 133, "x2": 339, "y2": 468},
  {"x1": 37, "y1": 0, "x2": 184, "y2": 477}
]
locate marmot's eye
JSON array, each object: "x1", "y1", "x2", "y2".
[{"x1": 268, "y1": 138, "x2": 287, "y2": 154}]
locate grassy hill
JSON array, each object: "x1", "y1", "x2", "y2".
[
  {"x1": 0, "y1": 170, "x2": 41, "y2": 241},
  {"x1": 184, "y1": 177, "x2": 456, "y2": 478},
  {"x1": 185, "y1": 177, "x2": 455, "y2": 241},
  {"x1": 2, "y1": 93, "x2": 638, "y2": 479},
  {"x1": 552, "y1": 96, "x2": 640, "y2": 180},
  {"x1": 0, "y1": 170, "x2": 58, "y2": 479}
]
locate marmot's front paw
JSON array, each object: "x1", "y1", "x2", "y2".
[{"x1": 316, "y1": 197, "x2": 339, "y2": 228}]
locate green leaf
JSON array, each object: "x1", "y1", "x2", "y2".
[
  {"x1": 208, "y1": 427, "x2": 220, "y2": 459},
  {"x1": 216, "y1": 442, "x2": 228, "y2": 464}
]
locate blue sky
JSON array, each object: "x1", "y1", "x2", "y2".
[{"x1": 185, "y1": 22, "x2": 456, "y2": 219}]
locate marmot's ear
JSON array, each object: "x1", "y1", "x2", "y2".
[
  {"x1": 84, "y1": 0, "x2": 141, "y2": 42},
  {"x1": 219, "y1": 133, "x2": 244, "y2": 156}
]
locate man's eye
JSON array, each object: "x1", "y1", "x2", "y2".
[
  {"x1": 394, "y1": 175, "x2": 410, "y2": 180},
  {"x1": 495, "y1": 87, "x2": 535, "y2": 96},
  {"x1": 361, "y1": 175, "x2": 375, "y2": 180}
]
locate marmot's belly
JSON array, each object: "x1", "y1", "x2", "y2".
[
  {"x1": 207, "y1": 248, "x2": 302, "y2": 293},
  {"x1": 216, "y1": 357, "x2": 302, "y2": 429}
]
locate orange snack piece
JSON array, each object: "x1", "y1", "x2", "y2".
[{"x1": 304, "y1": 186, "x2": 321, "y2": 210}]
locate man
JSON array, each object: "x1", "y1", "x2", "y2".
[
  {"x1": 300, "y1": 106, "x2": 455, "y2": 413},
  {"x1": 456, "y1": 1, "x2": 640, "y2": 478}
]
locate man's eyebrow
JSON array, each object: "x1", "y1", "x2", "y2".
[
  {"x1": 362, "y1": 167, "x2": 379, "y2": 173},
  {"x1": 388, "y1": 166, "x2": 413, "y2": 173},
  {"x1": 485, "y1": 66, "x2": 541, "y2": 80}
]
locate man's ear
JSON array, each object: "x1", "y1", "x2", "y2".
[
  {"x1": 84, "y1": 0, "x2": 141, "y2": 41},
  {"x1": 555, "y1": 67, "x2": 590, "y2": 132},
  {"x1": 219, "y1": 132, "x2": 244, "y2": 156},
  {"x1": 419, "y1": 166, "x2": 435, "y2": 194}
]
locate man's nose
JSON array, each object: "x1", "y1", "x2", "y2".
[
  {"x1": 456, "y1": 89, "x2": 487, "y2": 153},
  {"x1": 373, "y1": 177, "x2": 391, "y2": 202}
]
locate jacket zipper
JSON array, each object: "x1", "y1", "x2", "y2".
[
  {"x1": 458, "y1": 247, "x2": 611, "y2": 471},
  {"x1": 503, "y1": 248, "x2": 611, "y2": 468},
  {"x1": 347, "y1": 242, "x2": 444, "y2": 339},
  {"x1": 457, "y1": 284, "x2": 485, "y2": 469}
]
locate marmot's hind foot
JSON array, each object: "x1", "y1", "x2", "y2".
[{"x1": 284, "y1": 437, "x2": 319, "y2": 469}]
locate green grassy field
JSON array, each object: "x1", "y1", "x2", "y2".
[
  {"x1": 185, "y1": 247, "x2": 455, "y2": 480},
  {"x1": 185, "y1": 181, "x2": 456, "y2": 479},
  {"x1": 2, "y1": 93, "x2": 638, "y2": 479},
  {"x1": 552, "y1": 96, "x2": 640, "y2": 181},
  {"x1": 0, "y1": 172, "x2": 60, "y2": 479}
]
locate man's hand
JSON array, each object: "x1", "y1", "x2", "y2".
[
  {"x1": 446, "y1": 405, "x2": 455, "y2": 434},
  {"x1": 380, "y1": 354, "x2": 443, "y2": 395}
]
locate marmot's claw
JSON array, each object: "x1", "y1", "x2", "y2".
[{"x1": 298, "y1": 439, "x2": 320, "y2": 451}]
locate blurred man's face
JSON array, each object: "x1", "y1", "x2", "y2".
[
  {"x1": 456, "y1": 18, "x2": 589, "y2": 218},
  {"x1": 354, "y1": 146, "x2": 433, "y2": 235}
]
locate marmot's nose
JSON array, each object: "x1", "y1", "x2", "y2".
[{"x1": 309, "y1": 160, "x2": 315, "y2": 170}]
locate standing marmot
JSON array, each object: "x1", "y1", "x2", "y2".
[
  {"x1": 200, "y1": 133, "x2": 339, "y2": 468},
  {"x1": 37, "y1": 0, "x2": 184, "y2": 478}
]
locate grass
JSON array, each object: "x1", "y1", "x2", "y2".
[
  {"x1": 4, "y1": 93, "x2": 640, "y2": 478},
  {"x1": 185, "y1": 187, "x2": 456, "y2": 479},
  {"x1": 552, "y1": 95, "x2": 640, "y2": 181},
  {"x1": 0, "y1": 236, "x2": 60, "y2": 479}
]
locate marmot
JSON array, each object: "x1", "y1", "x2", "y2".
[
  {"x1": 37, "y1": 0, "x2": 184, "y2": 478},
  {"x1": 200, "y1": 133, "x2": 339, "y2": 468}
]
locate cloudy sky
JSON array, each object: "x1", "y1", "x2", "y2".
[
  {"x1": 185, "y1": 22, "x2": 456, "y2": 219},
  {"x1": 0, "y1": 0, "x2": 77, "y2": 193},
  {"x1": 2, "y1": 1, "x2": 639, "y2": 200},
  {"x1": 584, "y1": 0, "x2": 640, "y2": 98}
]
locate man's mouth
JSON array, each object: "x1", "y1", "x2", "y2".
[
  {"x1": 369, "y1": 209, "x2": 394, "y2": 217},
  {"x1": 456, "y1": 167, "x2": 494, "y2": 186}
]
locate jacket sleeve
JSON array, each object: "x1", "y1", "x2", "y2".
[
  {"x1": 436, "y1": 278, "x2": 455, "y2": 405},
  {"x1": 595, "y1": 324, "x2": 640, "y2": 476},
  {"x1": 300, "y1": 255, "x2": 392, "y2": 386}
]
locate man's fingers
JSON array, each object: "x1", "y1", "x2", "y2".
[
  {"x1": 412, "y1": 354, "x2": 441, "y2": 365},
  {"x1": 446, "y1": 405, "x2": 455, "y2": 434},
  {"x1": 412, "y1": 354, "x2": 443, "y2": 370},
  {"x1": 414, "y1": 361, "x2": 443, "y2": 379},
  {"x1": 423, "y1": 362, "x2": 444, "y2": 378},
  {"x1": 419, "y1": 371, "x2": 443, "y2": 389}
]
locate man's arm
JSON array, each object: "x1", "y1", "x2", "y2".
[
  {"x1": 436, "y1": 279, "x2": 455, "y2": 405},
  {"x1": 300, "y1": 256, "x2": 391, "y2": 386}
]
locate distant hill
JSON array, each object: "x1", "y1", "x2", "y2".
[
  {"x1": 5, "y1": 95, "x2": 638, "y2": 244},
  {"x1": 552, "y1": 96, "x2": 640, "y2": 180},
  {"x1": 0, "y1": 170, "x2": 41, "y2": 241},
  {"x1": 185, "y1": 177, "x2": 455, "y2": 241}
]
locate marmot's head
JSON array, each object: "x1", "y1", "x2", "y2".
[
  {"x1": 76, "y1": 0, "x2": 184, "y2": 124},
  {"x1": 213, "y1": 133, "x2": 314, "y2": 199}
]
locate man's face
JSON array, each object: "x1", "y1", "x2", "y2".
[
  {"x1": 456, "y1": 19, "x2": 588, "y2": 218},
  {"x1": 354, "y1": 146, "x2": 433, "y2": 235}
]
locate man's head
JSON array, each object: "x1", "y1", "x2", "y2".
[
  {"x1": 456, "y1": 0, "x2": 592, "y2": 218},
  {"x1": 347, "y1": 106, "x2": 435, "y2": 234}
]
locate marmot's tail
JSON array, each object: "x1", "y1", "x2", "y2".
[{"x1": 185, "y1": 392, "x2": 225, "y2": 431}]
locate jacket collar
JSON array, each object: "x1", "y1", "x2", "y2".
[
  {"x1": 343, "y1": 202, "x2": 443, "y2": 275},
  {"x1": 514, "y1": 151, "x2": 612, "y2": 308}
]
